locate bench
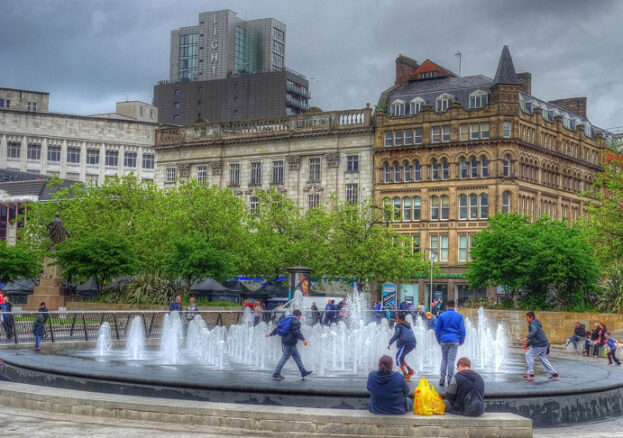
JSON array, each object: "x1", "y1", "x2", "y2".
[{"x1": 0, "y1": 382, "x2": 532, "y2": 437}]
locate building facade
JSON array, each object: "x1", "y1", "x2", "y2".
[
  {"x1": 0, "y1": 87, "x2": 49, "y2": 113},
  {"x1": 154, "y1": 108, "x2": 373, "y2": 210},
  {"x1": 374, "y1": 46, "x2": 608, "y2": 307},
  {"x1": 0, "y1": 91, "x2": 158, "y2": 185}
]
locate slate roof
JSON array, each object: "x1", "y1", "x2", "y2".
[
  {"x1": 492, "y1": 45, "x2": 520, "y2": 86},
  {"x1": 0, "y1": 169, "x2": 82, "y2": 201}
]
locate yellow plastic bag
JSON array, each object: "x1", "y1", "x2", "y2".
[{"x1": 413, "y1": 377, "x2": 446, "y2": 416}]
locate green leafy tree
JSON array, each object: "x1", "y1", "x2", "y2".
[
  {"x1": 163, "y1": 236, "x2": 236, "y2": 290},
  {"x1": 597, "y1": 265, "x2": 623, "y2": 312},
  {"x1": 0, "y1": 241, "x2": 41, "y2": 284},
  {"x1": 54, "y1": 232, "x2": 137, "y2": 294}
]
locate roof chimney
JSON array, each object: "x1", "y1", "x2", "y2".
[
  {"x1": 395, "y1": 55, "x2": 419, "y2": 86},
  {"x1": 548, "y1": 97, "x2": 587, "y2": 118},
  {"x1": 517, "y1": 72, "x2": 531, "y2": 94}
]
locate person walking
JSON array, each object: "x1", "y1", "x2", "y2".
[
  {"x1": 266, "y1": 309, "x2": 313, "y2": 381},
  {"x1": 186, "y1": 297, "x2": 199, "y2": 322},
  {"x1": 605, "y1": 332, "x2": 621, "y2": 366},
  {"x1": 521, "y1": 311, "x2": 560, "y2": 380},
  {"x1": 387, "y1": 312, "x2": 417, "y2": 381},
  {"x1": 168, "y1": 296, "x2": 182, "y2": 312},
  {"x1": 444, "y1": 357, "x2": 485, "y2": 416},
  {"x1": 434, "y1": 300, "x2": 465, "y2": 387},
  {"x1": 33, "y1": 313, "x2": 45, "y2": 352}
]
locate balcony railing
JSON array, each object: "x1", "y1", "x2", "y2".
[
  {"x1": 287, "y1": 82, "x2": 311, "y2": 98},
  {"x1": 286, "y1": 95, "x2": 309, "y2": 110}
]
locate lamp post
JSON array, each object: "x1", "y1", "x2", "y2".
[{"x1": 428, "y1": 249, "x2": 438, "y2": 312}]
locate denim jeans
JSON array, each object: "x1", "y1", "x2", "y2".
[
  {"x1": 35, "y1": 334, "x2": 41, "y2": 349},
  {"x1": 440, "y1": 342, "x2": 459, "y2": 382},
  {"x1": 565, "y1": 335, "x2": 580, "y2": 351},
  {"x1": 526, "y1": 345, "x2": 556, "y2": 375},
  {"x1": 274, "y1": 343, "x2": 307, "y2": 376}
]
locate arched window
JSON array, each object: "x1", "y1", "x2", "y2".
[
  {"x1": 503, "y1": 154, "x2": 511, "y2": 177},
  {"x1": 413, "y1": 196, "x2": 421, "y2": 221},
  {"x1": 459, "y1": 157, "x2": 467, "y2": 179},
  {"x1": 403, "y1": 197, "x2": 411, "y2": 221},
  {"x1": 459, "y1": 194, "x2": 467, "y2": 219},
  {"x1": 404, "y1": 161, "x2": 411, "y2": 181},
  {"x1": 442, "y1": 158, "x2": 449, "y2": 180},
  {"x1": 436, "y1": 94, "x2": 452, "y2": 112},
  {"x1": 431, "y1": 159, "x2": 439, "y2": 180},
  {"x1": 430, "y1": 196, "x2": 439, "y2": 220},
  {"x1": 441, "y1": 195, "x2": 450, "y2": 220},
  {"x1": 390, "y1": 99, "x2": 405, "y2": 116},
  {"x1": 414, "y1": 160, "x2": 422, "y2": 181},
  {"x1": 469, "y1": 193, "x2": 478, "y2": 219},
  {"x1": 471, "y1": 156, "x2": 479, "y2": 178},
  {"x1": 502, "y1": 191, "x2": 511, "y2": 213},
  {"x1": 384, "y1": 163, "x2": 391, "y2": 183},
  {"x1": 394, "y1": 163, "x2": 401, "y2": 182},
  {"x1": 383, "y1": 198, "x2": 391, "y2": 223},
  {"x1": 480, "y1": 193, "x2": 488, "y2": 219},
  {"x1": 410, "y1": 97, "x2": 425, "y2": 115},
  {"x1": 481, "y1": 156, "x2": 489, "y2": 177},
  {"x1": 393, "y1": 197, "x2": 401, "y2": 221},
  {"x1": 469, "y1": 90, "x2": 488, "y2": 109}
]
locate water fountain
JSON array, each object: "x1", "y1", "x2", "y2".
[
  {"x1": 125, "y1": 316, "x2": 146, "y2": 360},
  {"x1": 95, "y1": 322, "x2": 112, "y2": 356}
]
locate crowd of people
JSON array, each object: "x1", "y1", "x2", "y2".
[{"x1": 563, "y1": 320, "x2": 623, "y2": 366}]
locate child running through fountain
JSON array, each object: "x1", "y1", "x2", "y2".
[
  {"x1": 266, "y1": 309, "x2": 313, "y2": 381},
  {"x1": 387, "y1": 312, "x2": 417, "y2": 381}
]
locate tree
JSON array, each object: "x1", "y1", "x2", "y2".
[
  {"x1": 54, "y1": 233, "x2": 137, "y2": 294},
  {"x1": 163, "y1": 236, "x2": 236, "y2": 290},
  {"x1": 596, "y1": 265, "x2": 623, "y2": 312},
  {"x1": 0, "y1": 241, "x2": 41, "y2": 284}
]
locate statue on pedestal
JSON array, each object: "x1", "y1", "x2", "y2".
[{"x1": 47, "y1": 213, "x2": 71, "y2": 250}]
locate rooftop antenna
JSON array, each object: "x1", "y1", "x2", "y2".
[{"x1": 455, "y1": 51, "x2": 462, "y2": 77}]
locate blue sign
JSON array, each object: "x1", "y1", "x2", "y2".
[{"x1": 382, "y1": 283, "x2": 397, "y2": 308}]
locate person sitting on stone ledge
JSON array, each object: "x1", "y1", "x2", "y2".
[
  {"x1": 563, "y1": 322, "x2": 585, "y2": 354},
  {"x1": 367, "y1": 355, "x2": 412, "y2": 415},
  {"x1": 444, "y1": 357, "x2": 485, "y2": 416}
]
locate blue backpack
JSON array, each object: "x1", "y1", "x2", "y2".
[{"x1": 276, "y1": 316, "x2": 295, "y2": 336}]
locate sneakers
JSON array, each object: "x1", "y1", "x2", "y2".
[
  {"x1": 302, "y1": 370, "x2": 313, "y2": 379},
  {"x1": 548, "y1": 373, "x2": 560, "y2": 380},
  {"x1": 404, "y1": 369, "x2": 416, "y2": 382},
  {"x1": 439, "y1": 379, "x2": 445, "y2": 387},
  {"x1": 272, "y1": 374, "x2": 284, "y2": 381},
  {"x1": 524, "y1": 373, "x2": 536, "y2": 381}
]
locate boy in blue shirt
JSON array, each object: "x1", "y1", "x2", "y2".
[{"x1": 605, "y1": 332, "x2": 621, "y2": 366}]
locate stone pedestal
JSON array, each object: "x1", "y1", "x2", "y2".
[{"x1": 26, "y1": 257, "x2": 66, "y2": 310}]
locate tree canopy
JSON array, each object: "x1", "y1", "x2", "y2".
[{"x1": 0, "y1": 241, "x2": 41, "y2": 284}]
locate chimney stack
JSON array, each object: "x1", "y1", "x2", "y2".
[
  {"x1": 395, "y1": 55, "x2": 419, "y2": 86},
  {"x1": 517, "y1": 72, "x2": 531, "y2": 94},
  {"x1": 548, "y1": 97, "x2": 587, "y2": 118}
]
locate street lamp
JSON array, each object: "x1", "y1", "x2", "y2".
[{"x1": 428, "y1": 249, "x2": 438, "y2": 312}]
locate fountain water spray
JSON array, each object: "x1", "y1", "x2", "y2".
[
  {"x1": 125, "y1": 316, "x2": 146, "y2": 360},
  {"x1": 96, "y1": 322, "x2": 112, "y2": 356}
]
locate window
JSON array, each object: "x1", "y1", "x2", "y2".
[
  {"x1": 481, "y1": 156, "x2": 489, "y2": 177},
  {"x1": 346, "y1": 184, "x2": 358, "y2": 204},
  {"x1": 430, "y1": 236, "x2": 439, "y2": 259},
  {"x1": 430, "y1": 196, "x2": 439, "y2": 220},
  {"x1": 86, "y1": 174, "x2": 99, "y2": 186},
  {"x1": 67, "y1": 147, "x2": 81, "y2": 164},
  {"x1": 441, "y1": 195, "x2": 450, "y2": 220},
  {"x1": 229, "y1": 163, "x2": 240, "y2": 186},
  {"x1": 471, "y1": 157, "x2": 479, "y2": 178},
  {"x1": 174, "y1": 102, "x2": 181, "y2": 109},
  {"x1": 436, "y1": 94, "x2": 451, "y2": 112},
  {"x1": 503, "y1": 154, "x2": 511, "y2": 177},
  {"x1": 394, "y1": 131, "x2": 403, "y2": 146},
  {"x1": 393, "y1": 197, "x2": 401, "y2": 221},
  {"x1": 166, "y1": 167, "x2": 176, "y2": 182},
  {"x1": 27, "y1": 144, "x2": 41, "y2": 160},
  {"x1": 440, "y1": 235, "x2": 449, "y2": 261},
  {"x1": 0, "y1": 98, "x2": 10, "y2": 108},
  {"x1": 124, "y1": 152, "x2": 137, "y2": 168},
  {"x1": 414, "y1": 160, "x2": 422, "y2": 181},
  {"x1": 469, "y1": 91, "x2": 488, "y2": 109},
  {"x1": 410, "y1": 98, "x2": 425, "y2": 115},
  {"x1": 390, "y1": 99, "x2": 405, "y2": 116},
  {"x1": 441, "y1": 158, "x2": 449, "y2": 180},
  {"x1": 431, "y1": 159, "x2": 439, "y2": 180},
  {"x1": 502, "y1": 191, "x2": 511, "y2": 213},
  {"x1": 413, "y1": 235, "x2": 421, "y2": 253},
  {"x1": 272, "y1": 160, "x2": 284, "y2": 183},
  {"x1": 47, "y1": 146, "x2": 60, "y2": 162},
  {"x1": 480, "y1": 193, "x2": 488, "y2": 219},
  {"x1": 459, "y1": 158, "x2": 467, "y2": 179},
  {"x1": 481, "y1": 123, "x2": 490, "y2": 139},
  {"x1": 442, "y1": 125, "x2": 451, "y2": 142},
  {"x1": 347, "y1": 155, "x2": 359, "y2": 172},
  {"x1": 249, "y1": 196, "x2": 259, "y2": 215},
  {"x1": 459, "y1": 194, "x2": 467, "y2": 219},
  {"x1": 87, "y1": 149, "x2": 99, "y2": 165},
  {"x1": 197, "y1": 165, "x2": 207, "y2": 184},
  {"x1": 250, "y1": 162, "x2": 262, "y2": 185},
  {"x1": 413, "y1": 196, "x2": 421, "y2": 221},
  {"x1": 174, "y1": 115, "x2": 181, "y2": 122},
  {"x1": 394, "y1": 163, "x2": 401, "y2": 182},
  {"x1": 27, "y1": 101, "x2": 37, "y2": 112},
  {"x1": 432, "y1": 127, "x2": 441, "y2": 143},
  {"x1": 273, "y1": 27, "x2": 284, "y2": 41},
  {"x1": 403, "y1": 197, "x2": 411, "y2": 221},
  {"x1": 7, "y1": 142, "x2": 20, "y2": 159},
  {"x1": 404, "y1": 162, "x2": 411, "y2": 181},
  {"x1": 469, "y1": 193, "x2": 478, "y2": 219},
  {"x1": 308, "y1": 193, "x2": 320, "y2": 209},
  {"x1": 385, "y1": 132, "x2": 393, "y2": 147},
  {"x1": 458, "y1": 234, "x2": 468, "y2": 261},
  {"x1": 307, "y1": 158, "x2": 320, "y2": 182},
  {"x1": 460, "y1": 124, "x2": 469, "y2": 141},
  {"x1": 174, "y1": 89, "x2": 181, "y2": 96},
  {"x1": 142, "y1": 154, "x2": 154, "y2": 169},
  {"x1": 414, "y1": 128, "x2": 423, "y2": 144},
  {"x1": 404, "y1": 130, "x2": 413, "y2": 145},
  {"x1": 503, "y1": 121, "x2": 512, "y2": 138},
  {"x1": 105, "y1": 150, "x2": 118, "y2": 166},
  {"x1": 384, "y1": 163, "x2": 391, "y2": 183}
]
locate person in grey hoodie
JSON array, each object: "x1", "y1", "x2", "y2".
[
  {"x1": 521, "y1": 312, "x2": 560, "y2": 380},
  {"x1": 387, "y1": 312, "x2": 417, "y2": 381}
]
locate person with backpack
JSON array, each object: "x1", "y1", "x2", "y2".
[
  {"x1": 444, "y1": 357, "x2": 485, "y2": 416},
  {"x1": 387, "y1": 311, "x2": 417, "y2": 381},
  {"x1": 521, "y1": 311, "x2": 560, "y2": 380},
  {"x1": 266, "y1": 309, "x2": 313, "y2": 381}
]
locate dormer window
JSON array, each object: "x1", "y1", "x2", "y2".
[
  {"x1": 390, "y1": 99, "x2": 405, "y2": 116},
  {"x1": 469, "y1": 90, "x2": 488, "y2": 109},
  {"x1": 562, "y1": 116, "x2": 571, "y2": 130},
  {"x1": 410, "y1": 97, "x2": 425, "y2": 115},
  {"x1": 418, "y1": 71, "x2": 439, "y2": 79},
  {"x1": 435, "y1": 94, "x2": 452, "y2": 112}
]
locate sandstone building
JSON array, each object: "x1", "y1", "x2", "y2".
[
  {"x1": 154, "y1": 108, "x2": 373, "y2": 210},
  {"x1": 374, "y1": 46, "x2": 608, "y2": 306}
]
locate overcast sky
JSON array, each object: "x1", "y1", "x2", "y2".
[{"x1": 1, "y1": 0, "x2": 622, "y2": 130}]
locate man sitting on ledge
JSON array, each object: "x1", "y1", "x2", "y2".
[{"x1": 445, "y1": 357, "x2": 485, "y2": 416}]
